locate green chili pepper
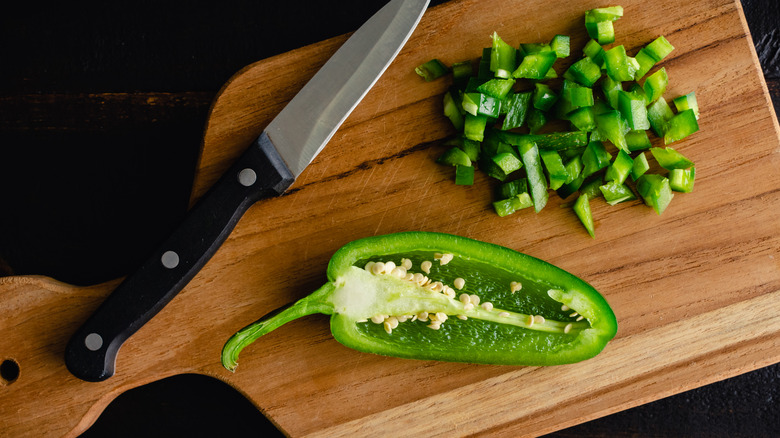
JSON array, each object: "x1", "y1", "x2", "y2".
[
  {"x1": 518, "y1": 139, "x2": 549, "y2": 212},
  {"x1": 491, "y1": 32, "x2": 517, "y2": 79},
  {"x1": 550, "y1": 34, "x2": 571, "y2": 58},
  {"x1": 513, "y1": 51, "x2": 557, "y2": 80},
  {"x1": 502, "y1": 91, "x2": 532, "y2": 130},
  {"x1": 443, "y1": 91, "x2": 465, "y2": 131},
  {"x1": 604, "y1": 45, "x2": 635, "y2": 82},
  {"x1": 647, "y1": 96, "x2": 675, "y2": 137},
  {"x1": 643, "y1": 67, "x2": 668, "y2": 104},
  {"x1": 564, "y1": 56, "x2": 602, "y2": 87},
  {"x1": 617, "y1": 90, "x2": 650, "y2": 131},
  {"x1": 583, "y1": 39, "x2": 606, "y2": 67},
  {"x1": 605, "y1": 149, "x2": 633, "y2": 184},
  {"x1": 669, "y1": 167, "x2": 695, "y2": 192},
  {"x1": 415, "y1": 59, "x2": 449, "y2": 81},
  {"x1": 673, "y1": 92, "x2": 699, "y2": 119},
  {"x1": 650, "y1": 146, "x2": 694, "y2": 170},
  {"x1": 664, "y1": 109, "x2": 699, "y2": 144},
  {"x1": 637, "y1": 174, "x2": 674, "y2": 214},
  {"x1": 631, "y1": 151, "x2": 650, "y2": 180},
  {"x1": 573, "y1": 194, "x2": 596, "y2": 238},
  {"x1": 222, "y1": 232, "x2": 618, "y2": 370},
  {"x1": 599, "y1": 180, "x2": 636, "y2": 205},
  {"x1": 455, "y1": 165, "x2": 475, "y2": 185}
]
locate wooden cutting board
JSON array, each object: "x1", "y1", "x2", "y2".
[{"x1": 2, "y1": 0, "x2": 779, "y2": 436}]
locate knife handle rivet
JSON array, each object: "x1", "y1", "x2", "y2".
[
  {"x1": 161, "y1": 250, "x2": 180, "y2": 269},
  {"x1": 237, "y1": 168, "x2": 257, "y2": 187},
  {"x1": 85, "y1": 333, "x2": 103, "y2": 351}
]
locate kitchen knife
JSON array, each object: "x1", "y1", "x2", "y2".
[{"x1": 65, "y1": 0, "x2": 429, "y2": 382}]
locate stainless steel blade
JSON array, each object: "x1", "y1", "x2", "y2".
[{"x1": 263, "y1": 0, "x2": 429, "y2": 178}]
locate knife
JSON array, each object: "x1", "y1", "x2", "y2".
[{"x1": 65, "y1": 0, "x2": 429, "y2": 382}]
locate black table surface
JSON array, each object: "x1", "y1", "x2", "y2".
[{"x1": 1, "y1": 1, "x2": 777, "y2": 437}]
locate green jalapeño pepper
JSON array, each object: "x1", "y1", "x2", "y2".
[{"x1": 222, "y1": 232, "x2": 618, "y2": 370}]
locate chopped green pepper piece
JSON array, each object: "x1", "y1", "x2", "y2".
[
  {"x1": 527, "y1": 108, "x2": 547, "y2": 134},
  {"x1": 455, "y1": 165, "x2": 475, "y2": 185},
  {"x1": 519, "y1": 43, "x2": 553, "y2": 56},
  {"x1": 650, "y1": 147, "x2": 694, "y2": 170},
  {"x1": 477, "y1": 78, "x2": 516, "y2": 99},
  {"x1": 540, "y1": 150, "x2": 569, "y2": 190},
  {"x1": 669, "y1": 167, "x2": 695, "y2": 192},
  {"x1": 437, "y1": 147, "x2": 471, "y2": 167},
  {"x1": 574, "y1": 194, "x2": 596, "y2": 238},
  {"x1": 637, "y1": 174, "x2": 674, "y2": 214},
  {"x1": 569, "y1": 107, "x2": 596, "y2": 132},
  {"x1": 633, "y1": 48, "x2": 656, "y2": 80},
  {"x1": 492, "y1": 152, "x2": 523, "y2": 175},
  {"x1": 631, "y1": 151, "x2": 650, "y2": 180},
  {"x1": 617, "y1": 90, "x2": 650, "y2": 131},
  {"x1": 581, "y1": 140, "x2": 612, "y2": 178},
  {"x1": 415, "y1": 59, "x2": 449, "y2": 81},
  {"x1": 602, "y1": 75, "x2": 623, "y2": 110},
  {"x1": 644, "y1": 35, "x2": 675, "y2": 62},
  {"x1": 491, "y1": 32, "x2": 517, "y2": 79},
  {"x1": 563, "y1": 56, "x2": 602, "y2": 87},
  {"x1": 643, "y1": 67, "x2": 668, "y2": 104},
  {"x1": 451, "y1": 61, "x2": 473, "y2": 86},
  {"x1": 595, "y1": 110, "x2": 629, "y2": 152},
  {"x1": 512, "y1": 51, "x2": 557, "y2": 79},
  {"x1": 585, "y1": 20, "x2": 615, "y2": 45},
  {"x1": 478, "y1": 47, "x2": 493, "y2": 81},
  {"x1": 647, "y1": 96, "x2": 675, "y2": 137},
  {"x1": 493, "y1": 130, "x2": 589, "y2": 152},
  {"x1": 460, "y1": 138, "x2": 481, "y2": 162},
  {"x1": 533, "y1": 83, "x2": 559, "y2": 111},
  {"x1": 585, "y1": 5, "x2": 624, "y2": 22},
  {"x1": 443, "y1": 91, "x2": 465, "y2": 131},
  {"x1": 625, "y1": 130, "x2": 652, "y2": 151},
  {"x1": 222, "y1": 232, "x2": 618, "y2": 369},
  {"x1": 580, "y1": 175, "x2": 604, "y2": 199},
  {"x1": 583, "y1": 39, "x2": 606, "y2": 67},
  {"x1": 605, "y1": 149, "x2": 633, "y2": 184},
  {"x1": 663, "y1": 109, "x2": 699, "y2": 144},
  {"x1": 673, "y1": 92, "x2": 700, "y2": 119},
  {"x1": 599, "y1": 180, "x2": 637, "y2": 205},
  {"x1": 493, "y1": 192, "x2": 534, "y2": 216},
  {"x1": 564, "y1": 155, "x2": 583, "y2": 184},
  {"x1": 463, "y1": 92, "x2": 501, "y2": 118},
  {"x1": 497, "y1": 178, "x2": 529, "y2": 199},
  {"x1": 604, "y1": 45, "x2": 635, "y2": 82},
  {"x1": 502, "y1": 91, "x2": 532, "y2": 130},
  {"x1": 628, "y1": 83, "x2": 649, "y2": 106},
  {"x1": 570, "y1": 87, "x2": 595, "y2": 108},
  {"x1": 518, "y1": 139, "x2": 549, "y2": 212},
  {"x1": 464, "y1": 114, "x2": 488, "y2": 141},
  {"x1": 550, "y1": 34, "x2": 571, "y2": 58}
]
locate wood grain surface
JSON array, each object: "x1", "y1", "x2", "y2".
[{"x1": 1, "y1": 0, "x2": 779, "y2": 436}]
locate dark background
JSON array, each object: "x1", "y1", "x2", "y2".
[{"x1": 0, "y1": 0, "x2": 777, "y2": 436}]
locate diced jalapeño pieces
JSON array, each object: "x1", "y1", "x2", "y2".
[
  {"x1": 493, "y1": 192, "x2": 533, "y2": 216},
  {"x1": 637, "y1": 174, "x2": 674, "y2": 215},
  {"x1": 673, "y1": 92, "x2": 700, "y2": 119},
  {"x1": 564, "y1": 56, "x2": 602, "y2": 87},
  {"x1": 550, "y1": 34, "x2": 571, "y2": 58},
  {"x1": 455, "y1": 165, "x2": 475, "y2": 185},
  {"x1": 650, "y1": 146, "x2": 694, "y2": 170},
  {"x1": 631, "y1": 152, "x2": 650, "y2": 180},
  {"x1": 491, "y1": 32, "x2": 517, "y2": 78},
  {"x1": 513, "y1": 51, "x2": 557, "y2": 80},
  {"x1": 669, "y1": 167, "x2": 695, "y2": 192},
  {"x1": 518, "y1": 140, "x2": 548, "y2": 212},
  {"x1": 443, "y1": 91, "x2": 464, "y2": 131},
  {"x1": 574, "y1": 193, "x2": 595, "y2": 238},
  {"x1": 647, "y1": 96, "x2": 675, "y2": 137},
  {"x1": 664, "y1": 109, "x2": 699, "y2": 144},
  {"x1": 540, "y1": 150, "x2": 570, "y2": 190},
  {"x1": 599, "y1": 180, "x2": 636, "y2": 205},
  {"x1": 415, "y1": 59, "x2": 449, "y2": 81},
  {"x1": 643, "y1": 67, "x2": 668, "y2": 103},
  {"x1": 605, "y1": 149, "x2": 633, "y2": 184},
  {"x1": 604, "y1": 45, "x2": 635, "y2": 82}
]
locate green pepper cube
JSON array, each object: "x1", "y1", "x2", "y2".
[
  {"x1": 602, "y1": 75, "x2": 623, "y2": 110},
  {"x1": 454, "y1": 165, "x2": 475, "y2": 185},
  {"x1": 581, "y1": 175, "x2": 603, "y2": 199},
  {"x1": 650, "y1": 146, "x2": 694, "y2": 170},
  {"x1": 664, "y1": 109, "x2": 700, "y2": 144},
  {"x1": 569, "y1": 107, "x2": 596, "y2": 132},
  {"x1": 518, "y1": 139, "x2": 548, "y2": 212},
  {"x1": 550, "y1": 34, "x2": 570, "y2": 58},
  {"x1": 583, "y1": 39, "x2": 606, "y2": 67},
  {"x1": 626, "y1": 129, "x2": 652, "y2": 151},
  {"x1": 512, "y1": 51, "x2": 557, "y2": 80},
  {"x1": 673, "y1": 92, "x2": 700, "y2": 119},
  {"x1": 437, "y1": 147, "x2": 471, "y2": 167},
  {"x1": 643, "y1": 67, "x2": 668, "y2": 104},
  {"x1": 647, "y1": 96, "x2": 675, "y2": 137},
  {"x1": 644, "y1": 36, "x2": 675, "y2": 62},
  {"x1": 502, "y1": 91, "x2": 532, "y2": 130},
  {"x1": 669, "y1": 167, "x2": 696, "y2": 192},
  {"x1": 582, "y1": 140, "x2": 612, "y2": 178},
  {"x1": 637, "y1": 174, "x2": 674, "y2": 214},
  {"x1": 533, "y1": 83, "x2": 558, "y2": 111},
  {"x1": 477, "y1": 78, "x2": 516, "y2": 100},
  {"x1": 493, "y1": 192, "x2": 533, "y2": 217},
  {"x1": 415, "y1": 59, "x2": 449, "y2": 81},
  {"x1": 540, "y1": 150, "x2": 569, "y2": 190},
  {"x1": 492, "y1": 152, "x2": 523, "y2": 175},
  {"x1": 633, "y1": 48, "x2": 657, "y2": 80},
  {"x1": 585, "y1": 20, "x2": 615, "y2": 45},
  {"x1": 463, "y1": 93, "x2": 501, "y2": 118},
  {"x1": 564, "y1": 155, "x2": 583, "y2": 184},
  {"x1": 595, "y1": 110, "x2": 629, "y2": 152},
  {"x1": 451, "y1": 61, "x2": 473, "y2": 85},
  {"x1": 573, "y1": 193, "x2": 596, "y2": 238},
  {"x1": 570, "y1": 87, "x2": 595, "y2": 108},
  {"x1": 604, "y1": 45, "x2": 635, "y2": 82},
  {"x1": 443, "y1": 91, "x2": 465, "y2": 132},
  {"x1": 497, "y1": 178, "x2": 529, "y2": 199},
  {"x1": 460, "y1": 138, "x2": 481, "y2": 162},
  {"x1": 599, "y1": 180, "x2": 637, "y2": 205},
  {"x1": 464, "y1": 114, "x2": 488, "y2": 142},
  {"x1": 585, "y1": 5, "x2": 624, "y2": 22},
  {"x1": 527, "y1": 108, "x2": 547, "y2": 134},
  {"x1": 563, "y1": 56, "x2": 603, "y2": 87},
  {"x1": 618, "y1": 90, "x2": 650, "y2": 131},
  {"x1": 605, "y1": 149, "x2": 634, "y2": 184},
  {"x1": 631, "y1": 151, "x2": 650, "y2": 180},
  {"x1": 519, "y1": 43, "x2": 553, "y2": 56},
  {"x1": 490, "y1": 32, "x2": 517, "y2": 79},
  {"x1": 628, "y1": 83, "x2": 649, "y2": 106},
  {"x1": 478, "y1": 47, "x2": 493, "y2": 81}
]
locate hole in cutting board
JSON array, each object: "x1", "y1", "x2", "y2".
[{"x1": 1, "y1": 358, "x2": 20, "y2": 385}]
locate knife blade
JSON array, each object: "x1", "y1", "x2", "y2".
[{"x1": 65, "y1": 0, "x2": 429, "y2": 382}]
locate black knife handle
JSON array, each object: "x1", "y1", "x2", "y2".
[{"x1": 65, "y1": 132, "x2": 294, "y2": 382}]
